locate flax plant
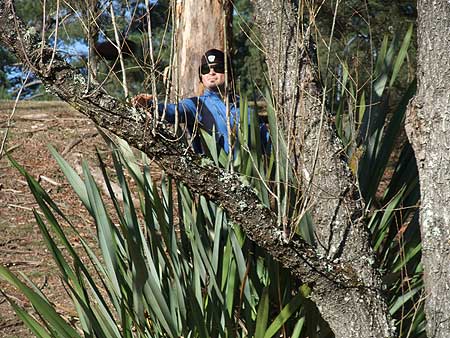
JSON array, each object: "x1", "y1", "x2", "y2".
[
  {"x1": 330, "y1": 24, "x2": 424, "y2": 337},
  {"x1": 2, "y1": 99, "x2": 308, "y2": 337},
  {"x1": 0, "y1": 5, "x2": 424, "y2": 337}
]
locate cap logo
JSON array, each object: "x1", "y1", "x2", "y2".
[{"x1": 208, "y1": 55, "x2": 216, "y2": 62}]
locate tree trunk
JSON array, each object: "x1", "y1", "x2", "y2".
[
  {"x1": 172, "y1": 0, "x2": 232, "y2": 97},
  {"x1": 0, "y1": 1, "x2": 393, "y2": 337},
  {"x1": 252, "y1": 1, "x2": 393, "y2": 337},
  {"x1": 405, "y1": 1, "x2": 450, "y2": 337}
]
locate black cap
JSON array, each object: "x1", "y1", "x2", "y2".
[{"x1": 200, "y1": 49, "x2": 225, "y2": 66}]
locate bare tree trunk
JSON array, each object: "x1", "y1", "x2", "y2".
[
  {"x1": 405, "y1": 1, "x2": 450, "y2": 337},
  {"x1": 172, "y1": 0, "x2": 232, "y2": 97},
  {"x1": 252, "y1": 1, "x2": 393, "y2": 337}
]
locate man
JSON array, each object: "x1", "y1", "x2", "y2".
[{"x1": 133, "y1": 49, "x2": 268, "y2": 154}]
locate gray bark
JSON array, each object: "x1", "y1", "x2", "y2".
[
  {"x1": 405, "y1": 1, "x2": 450, "y2": 337},
  {"x1": 0, "y1": 1, "x2": 392, "y2": 337},
  {"x1": 252, "y1": 1, "x2": 393, "y2": 337}
]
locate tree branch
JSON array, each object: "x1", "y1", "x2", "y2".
[
  {"x1": 0, "y1": 0, "x2": 356, "y2": 289},
  {"x1": 0, "y1": 1, "x2": 393, "y2": 337},
  {"x1": 251, "y1": 1, "x2": 394, "y2": 337}
]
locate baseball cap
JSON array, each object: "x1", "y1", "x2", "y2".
[{"x1": 200, "y1": 49, "x2": 225, "y2": 66}]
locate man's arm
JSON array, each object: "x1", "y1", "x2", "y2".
[{"x1": 132, "y1": 94, "x2": 197, "y2": 124}]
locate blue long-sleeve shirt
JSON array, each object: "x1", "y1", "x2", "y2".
[{"x1": 156, "y1": 89, "x2": 268, "y2": 154}]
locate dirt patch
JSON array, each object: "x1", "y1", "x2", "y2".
[{"x1": 0, "y1": 100, "x2": 155, "y2": 337}]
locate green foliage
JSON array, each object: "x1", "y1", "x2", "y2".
[
  {"x1": 330, "y1": 24, "x2": 415, "y2": 199},
  {"x1": 2, "y1": 98, "x2": 327, "y2": 337},
  {"x1": 14, "y1": 0, "x2": 52, "y2": 25},
  {"x1": 2, "y1": 25, "x2": 425, "y2": 337},
  {"x1": 0, "y1": 1, "x2": 424, "y2": 337},
  {"x1": 328, "y1": 22, "x2": 424, "y2": 338},
  {"x1": 0, "y1": 86, "x2": 11, "y2": 100},
  {"x1": 368, "y1": 141, "x2": 423, "y2": 338},
  {"x1": 231, "y1": 0, "x2": 268, "y2": 99}
]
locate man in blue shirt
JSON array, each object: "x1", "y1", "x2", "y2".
[{"x1": 133, "y1": 49, "x2": 268, "y2": 154}]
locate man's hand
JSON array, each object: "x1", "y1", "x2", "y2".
[{"x1": 132, "y1": 93, "x2": 153, "y2": 109}]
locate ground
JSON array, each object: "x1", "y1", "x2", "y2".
[{"x1": 0, "y1": 100, "x2": 152, "y2": 337}]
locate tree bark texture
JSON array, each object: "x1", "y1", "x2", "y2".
[
  {"x1": 405, "y1": 1, "x2": 450, "y2": 337},
  {"x1": 0, "y1": 1, "x2": 392, "y2": 337},
  {"x1": 173, "y1": 0, "x2": 232, "y2": 97},
  {"x1": 252, "y1": 1, "x2": 393, "y2": 337}
]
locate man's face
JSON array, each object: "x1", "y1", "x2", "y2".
[{"x1": 200, "y1": 63, "x2": 225, "y2": 91}]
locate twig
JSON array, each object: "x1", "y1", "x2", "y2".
[
  {"x1": 47, "y1": 0, "x2": 61, "y2": 72},
  {"x1": 61, "y1": 131, "x2": 98, "y2": 156},
  {"x1": 144, "y1": 0, "x2": 159, "y2": 126},
  {"x1": 61, "y1": 138, "x2": 83, "y2": 156},
  {"x1": 1, "y1": 188, "x2": 24, "y2": 194},
  {"x1": 15, "y1": 179, "x2": 28, "y2": 186},
  {"x1": 0, "y1": 144, "x2": 22, "y2": 158},
  {"x1": 110, "y1": 3, "x2": 128, "y2": 98},
  {"x1": 223, "y1": 5, "x2": 233, "y2": 173},
  {"x1": 17, "y1": 113, "x2": 50, "y2": 120},
  {"x1": 0, "y1": 248, "x2": 34, "y2": 255},
  {"x1": 18, "y1": 117, "x2": 90, "y2": 121},
  {"x1": 6, "y1": 204, "x2": 33, "y2": 211},
  {"x1": 38, "y1": 175, "x2": 61, "y2": 187},
  {"x1": 4, "y1": 261, "x2": 41, "y2": 267},
  {"x1": 0, "y1": 321, "x2": 23, "y2": 331},
  {"x1": 25, "y1": 126, "x2": 50, "y2": 133},
  {"x1": 40, "y1": 0, "x2": 47, "y2": 64},
  {"x1": 0, "y1": 71, "x2": 31, "y2": 158},
  {"x1": 10, "y1": 79, "x2": 42, "y2": 92}
]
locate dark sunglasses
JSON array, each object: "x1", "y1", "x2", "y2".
[{"x1": 200, "y1": 63, "x2": 225, "y2": 75}]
